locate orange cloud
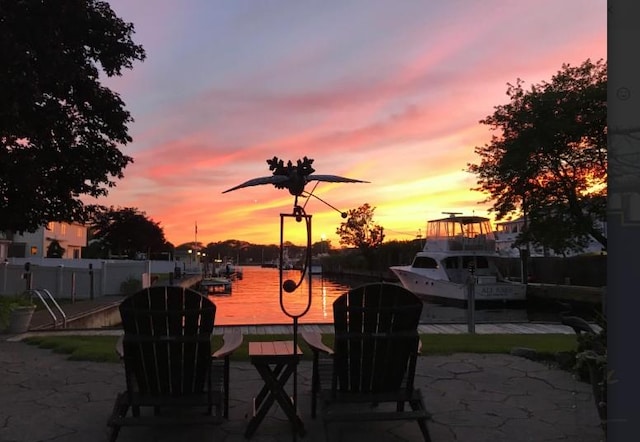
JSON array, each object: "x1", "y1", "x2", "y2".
[{"x1": 97, "y1": 0, "x2": 605, "y2": 247}]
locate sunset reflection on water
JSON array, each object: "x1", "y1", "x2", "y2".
[
  {"x1": 206, "y1": 266, "x2": 535, "y2": 326},
  {"x1": 207, "y1": 266, "x2": 352, "y2": 325}
]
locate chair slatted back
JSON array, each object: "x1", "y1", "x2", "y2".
[
  {"x1": 119, "y1": 286, "x2": 216, "y2": 397},
  {"x1": 332, "y1": 283, "x2": 422, "y2": 394}
]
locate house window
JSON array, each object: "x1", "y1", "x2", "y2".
[
  {"x1": 73, "y1": 249, "x2": 80, "y2": 259},
  {"x1": 77, "y1": 227, "x2": 83, "y2": 237},
  {"x1": 30, "y1": 246, "x2": 38, "y2": 255},
  {"x1": 47, "y1": 222, "x2": 54, "y2": 231},
  {"x1": 60, "y1": 224, "x2": 67, "y2": 235}
]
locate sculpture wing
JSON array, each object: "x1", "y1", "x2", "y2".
[
  {"x1": 222, "y1": 175, "x2": 289, "y2": 193},
  {"x1": 307, "y1": 174, "x2": 369, "y2": 184}
]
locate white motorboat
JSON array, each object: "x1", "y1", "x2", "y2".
[
  {"x1": 389, "y1": 213, "x2": 526, "y2": 306},
  {"x1": 213, "y1": 259, "x2": 243, "y2": 280}
]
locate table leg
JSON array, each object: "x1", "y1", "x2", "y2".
[
  {"x1": 254, "y1": 362, "x2": 285, "y2": 410},
  {"x1": 245, "y1": 362, "x2": 305, "y2": 438}
]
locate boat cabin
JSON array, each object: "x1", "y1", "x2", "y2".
[
  {"x1": 411, "y1": 254, "x2": 498, "y2": 284},
  {"x1": 425, "y1": 214, "x2": 496, "y2": 253}
]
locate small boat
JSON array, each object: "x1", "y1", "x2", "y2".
[
  {"x1": 197, "y1": 277, "x2": 232, "y2": 296},
  {"x1": 389, "y1": 212, "x2": 526, "y2": 307},
  {"x1": 213, "y1": 260, "x2": 243, "y2": 280}
]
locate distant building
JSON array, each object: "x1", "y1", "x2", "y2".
[
  {"x1": 5, "y1": 222, "x2": 88, "y2": 259},
  {"x1": 493, "y1": 217, "x2": 606, "y2": 257}
]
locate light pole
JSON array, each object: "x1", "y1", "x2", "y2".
[{"x1": 199, "y1": 251, "x2": 206, "y2": 275}]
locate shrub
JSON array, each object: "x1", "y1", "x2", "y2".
[
  {"x1": 574, "y1": 312, "x2": 608, "y2": 434},
  {"x1": 0, "y1": 293, "x2": 36, "y2": 331}
]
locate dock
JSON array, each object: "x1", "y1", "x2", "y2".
[{"x1": 21, "y1": 295, "x2": 580, "y2": 336}]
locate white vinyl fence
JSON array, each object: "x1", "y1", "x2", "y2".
[{"x1": 0, "y1": 258, "x2": 198, "y2": 299}]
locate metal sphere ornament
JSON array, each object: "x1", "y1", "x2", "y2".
[{"x1": 283, "y1": 279, "x2": 297, "y2": 293}]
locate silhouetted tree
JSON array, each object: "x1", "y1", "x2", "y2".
[
  {"x1": 311, "y1": 239, "x2": 331, "y2": 255},
  {"x1": 467, "y1": 59, "x2": 606, "y2": 255},
  {"x1": 0, "y1": 0, "x2": 145, "y2": 233},
  {"x1": 89, "y1": 207, "x2": 171, "y2": 259},
  {"x1": 336, "y1": 203, "x2": 385, "y2": 269},
  {"x1": 46, "y1": 239, "x2": 65, "y2": 258}
]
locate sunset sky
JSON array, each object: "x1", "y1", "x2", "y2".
[{"x1": 99, "y1": 0, "x2": 606, "y2": 248}]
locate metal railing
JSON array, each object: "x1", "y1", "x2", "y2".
[{"x1": 28, "y1": 288, "x2": 67, "y2": 328}]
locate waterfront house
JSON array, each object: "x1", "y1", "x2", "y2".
[
  {"x1": 493, "y1": 217, "x2": 606, "y2": 257},
  {"x1": 4, "y1": 222, "x2": 88, "y2": 259}
]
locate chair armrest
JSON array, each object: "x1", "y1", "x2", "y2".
[
  {"x1": 213, "y1": 329, "x2": 243, "y2": 359},
  {"x1": 561, "y1": 315, "x2": 595, "y2": 335},
  {"x1": 301, "y1": 330, "x2": 334, "y2": 355},
  {"x1": 115, "y1": 335, "x2": 124, "y2": 359}
]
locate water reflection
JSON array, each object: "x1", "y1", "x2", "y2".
[
  {"x1": 208, "y1": 267, "x2": 349, "y2": 325},
  {"x1": 207, "y1": 266, "x2": 555, "y2": 326}
]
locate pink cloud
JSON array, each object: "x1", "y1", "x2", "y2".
[{"x1": 98, "y1": 0, "x2": 606, "y2": 246}]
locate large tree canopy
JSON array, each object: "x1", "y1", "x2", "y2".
[
  {"x1": 87, "y1": 207, "x2": 172, "y2": 259},
  {"x1": 467, "y1": 59, "x2": 607, "y2": 255},
  {"x1": 0, "y1": 0, "x2": 145, "y2": 233}
]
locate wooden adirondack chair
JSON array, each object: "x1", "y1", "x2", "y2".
[
  {"x1": 301, "y1": 282, "x2": 431, "y2": 441},
  {"x1": 107, "y1": 286, "x2": 242, "y2": 441}
]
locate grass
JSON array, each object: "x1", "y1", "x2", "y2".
[{"x1": 21, "y1": 333, "x2": 579, "y2": 364}]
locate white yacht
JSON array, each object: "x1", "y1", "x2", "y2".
[{"x1": 389, "y1": 213, "x2": 526, "y2": 306}]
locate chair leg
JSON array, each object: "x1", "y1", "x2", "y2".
[
  {"x1": 108, "y1": 426, "x2": 121, "y2": 442},
  {"x1": 409, "y1": 397, "x2": 432, "y2": 442},
  {"x1": 322, "y1": 416, "x2": 331, "y2": 442},
  {"x1": 107, "y1": 393, "x2": 129, "y2": 442},
  {"x1": 311, "y1": 352, "x2": 319, "y2": 418},
  {"x1": 416, "y1": 418, "x2": 432, "y2": 442},
  {"x1": 224, "y1": 356, "x2": 230, "y2": 419}
]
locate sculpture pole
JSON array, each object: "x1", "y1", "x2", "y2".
[{"x1": 279, "y1": 205, "x2": 313, "y2": 442}]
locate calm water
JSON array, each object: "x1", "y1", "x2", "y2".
[
  {"x1": 209, "y1": 267, "x2": 351, "y2": 325},
  {"x1": 207, "y1": 266, "x2": 557, "y2": 326}
]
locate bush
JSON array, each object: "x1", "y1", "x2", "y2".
[
  {"x1": 0, "y1": 293, "x2": 36, "y2": 331},
  {"x1": 574, "y1": 312, "x2": 607, "y2": 434}
]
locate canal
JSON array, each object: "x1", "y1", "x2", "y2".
[{"x1": 208, "y1": 266, "x2": 575, "y2": 326}]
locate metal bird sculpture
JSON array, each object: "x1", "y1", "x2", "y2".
[
  {"x1": 222, "y1": 156, "x2": 368, "y2": 197},
  {"x1": 223, "y1": 156, "x2": 366, "y2": 422}
]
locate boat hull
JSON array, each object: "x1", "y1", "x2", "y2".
[
  {"x1": 390, "y1": 266, "x2": 527, "y2": 306},
  {"x1": 198, "y1": 277, "x2": 233, "y2": 296}
]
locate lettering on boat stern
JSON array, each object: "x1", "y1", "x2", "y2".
[{"x1": 476, "y1": 285, "x2": 522, "y2": 298}]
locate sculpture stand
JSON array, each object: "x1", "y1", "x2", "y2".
[{"x1": 279, "y1": 205, "x2": 313, "y2": 442}]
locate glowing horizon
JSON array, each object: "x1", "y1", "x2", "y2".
[{"x1": 96, "y1": 0, "x2": 606, "y2": 248}]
